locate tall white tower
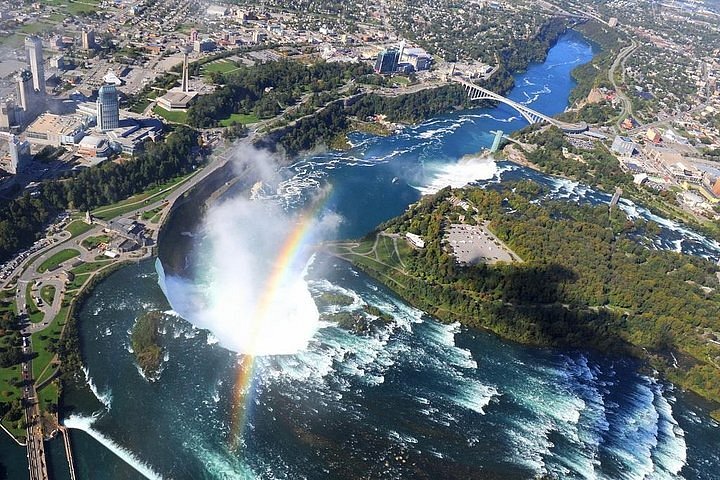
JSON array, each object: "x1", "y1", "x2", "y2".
[
  {"x1": 97, "y1": 84, "x2": 119, "y2": 131},
  {"x1": 25, "y1": 36, "x2": 46, "y2": 94},
  {"x1": 181, "y1": 46, "x2": 191, "y2": 93},
  {"x1": 15, "y1": 70, "x2": 34, "y2": 112}
]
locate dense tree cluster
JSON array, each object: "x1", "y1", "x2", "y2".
[
  {"x1": 0, "y1": 126, "x2": 200, "y2": 264},
  {"x1": 355, "y1": 182, "x2": 720, "y2": 404},
  {"x1": 518, "y1": 126, "x2": 632, "y2": 189},
  {"x1": 348, "y1": 84, "x2": 472, "y2": 124},
  {"x1": 279, "y1": 102, "x2": 349, "y2": 156},
  {"x1": 187, "y1": 60, "x2": 373, "y2": 128}
]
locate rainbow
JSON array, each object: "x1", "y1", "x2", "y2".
[{"x1": 228, "y1": 196, "x2": 330, "y2": 447}]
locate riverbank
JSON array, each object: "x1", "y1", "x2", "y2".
[
  {"x1": 52, "y1": 31, "x2": 720, "y2": 480},
  {"x1": 331, "y1": 180, "x2": 720, "y2": 413}
]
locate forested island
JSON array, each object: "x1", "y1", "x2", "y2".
[
  {"x1": 330, "y1": 182, "x2": 720, "y2": 416},
  {"x1": 131, "y1": 311, "x2": 165, "y2": 381}
]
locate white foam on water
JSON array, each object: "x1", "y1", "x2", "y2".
[
  {"x1": 64, "y1": 413, "x2": 164, "y2": 480},
  {"x1": 647, "y1": 385, "x2": 687, "y2": 478},
  {"x1": 82, "y1": 366, "x2": 112, "y2": 410},
  {"x1": 414, "y1": 155, "x2": 499, "y2": 195}
]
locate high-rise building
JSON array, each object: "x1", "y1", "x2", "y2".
[
  {"x1": 25, "y1": 36, "x2": 46, "y2": 94},
  {"x1": 0, "y1": 101, "x2": 16, "y2": 131},
  {"x1": 374, "y1": 49, "x2": 399, "y2": 74},
  {"x1": 81, "y1": 29, "x2": 96, "y2": 50},
  {"x1": 8, "y1": 134, "x2": 31, "y2": 174},
  {"x1": 190, "y1": 29, "x2": 199, "y2": 42},
  {"x1": 15, "y1": 70, "x2": 34, "y2": 112},
  {"x1": 97, "y1": 84, "x2": 119, "y2": 131}
]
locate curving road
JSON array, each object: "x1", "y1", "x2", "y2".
[{"x1": 609, "y1": 39, "x2": 638, "y2": 130}]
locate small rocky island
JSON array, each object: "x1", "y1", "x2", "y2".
[{"x1": 131, "y1": 311, "x2": 164, "y2": 380}]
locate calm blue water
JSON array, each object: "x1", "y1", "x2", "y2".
[{"x1": 20, "y1": 31, "x2": 720, "y2": 480}]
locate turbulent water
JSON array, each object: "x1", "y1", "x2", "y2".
[{"x1": 31, "y1": 31, "x2": 720, "y2": 480}]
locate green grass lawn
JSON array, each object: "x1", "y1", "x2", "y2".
[
  {"x1": 81, "y1": 235, "x2": 111, "y2": 250},
  {"x1": 37, "y1": 249, "x2": 80, "y2": 273},
  {"x1": 153, "y1": 106, "x2": 188, "y2": 124},
  {"x1": 0, "y1": 290, "x2": 16, "y2": 315},
  {"x1": 390, "y1": 76, "x2": 411, "y2": 86},
  {"x1": 19, "y1": 23, "x2": 54, "y2": 35},
  {"x1": 40, "y1": 285, "x2": 56, "y2": 306},
  {"x1": 67, "y1": 273, "x2": 91, "y2": 291},
  {"x1": 219, "y1": 113, "x2": 259, "y2": 127},
  {"x1": 0, "y1": 33, "x2": 23, "y2": 48},
  {"x1": 203, "y1": 60, "x2": 239, "y2": 75},
  {"x1": 142, "y1": 206, "x2": 164, "y2": 221},
  {"x1": 25, "y1": 283, "x2": 43, "y2": 324},
  {"x1": 91, "y1": 170, "x2": 197, "y2": 221},
  {"x1": 31, "y1": 306, "x2": 68, "y2": 381},
  {"x1": 70, "y1": 261, "x2": 111, "y2": 276},
  {"x1": 65, "y1": 220, "x2": 93, "y2": 238},
  {"x1": 0, "y1": 366, "x2": 22, "y2": 404},
  {"x1": 36, "y1": 381, "x2": 58, "y2": 412}
]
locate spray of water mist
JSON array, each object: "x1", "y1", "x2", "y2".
[{"x1": 159, "y1": 144, "x2": 341, "y2": 356}]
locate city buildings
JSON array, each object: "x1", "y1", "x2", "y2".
[
  {"x1": 156, "y1": 50, "x2": 198, "y2": 111},
  {"x1": 374, "y1": 49, "x2": 399, "y2": 74},
  {"x1": 611, "y1": 135, "x2": 637, "y2": 156},
  {"x1": 194, "y1": 38, "x2": 217, "y2": 53},
  {"x1": 25, "y1": 113, "x2": 89, "y2": 148},
  {"x1": 0, "y1": 101, "x2": 16, "y2": 131},
  {"x1": 77, "y1": 135, "x2": 112, "y2": 158},
  {"x1": 97, "y1": 84, "x2": 120, "y2": 131},
  {"x1": 4, "y1": 133, "x2": 31, "y2": 174},
  {"x1": 25, "y1": 36, "x2": 46, "y2": 95},
  {"x1": 15, "y1": 70, "x2": 34, "y2": 114},
  {"x1": 81, "y1": 29, "x2": 96, "y2": 50}
]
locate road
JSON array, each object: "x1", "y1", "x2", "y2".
[
  {"x1": 22, "y1": 338, "x2": 48, "y2": 480},
  {"x1": 3, "y1": 134, "x2": 242, "y2": 480},
  {"x1": 609, "y1": 39, "x2": 638, "y2": 130}
]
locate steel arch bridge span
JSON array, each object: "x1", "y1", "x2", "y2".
[{"x1": 454, "y1": 78, "x2": 587, "y2": 133}]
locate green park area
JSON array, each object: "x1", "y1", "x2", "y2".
[
  {"x1": 81, "y1": 235, "x2": 111, "y2": 250},
  {"x1": 40, "y1": 285, "x2": 56, "y2": 306},
  {"x1": 41, "y1": 0, "x2": 102, "y2": 15},
  {"x1": 219, "y1": 113, "x2": 259, "y2": 127},
  {"x1": 37, "y1": 249, "x2": 80, "y2": 274},
  {"x1": 153, "y1": 106, "x2": 188, "y2": 124},
  {"x1": 203, "y1": 60, "x2": 240, "y2": 76},
  {"x1": 19, "y1": 22, "x2": 55, "y2": 35},
  {"x1": 66, "y1": 274, "x2": 91, "y2": 292},
  {"x1": 70, "y1": 261, "x2": 112, "y2": 276},
  {"x1": 31, "y1": 305, "x2": 70, "y2": 382},
  {"x1": 25, "y1": 283, "x2": 43, "y2": 324},
  {"x1": 390, "y1": 76, "x2": 411, "y2": 86},
  {"x1": 91, "y1": 169, "x2": 198, "y2": 221},
  {"x1": 65, "y1": 220, "x2": 93, "y2": 238}
]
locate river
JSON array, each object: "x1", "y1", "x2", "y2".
[{"x1": 5, "y1": 31, "x2": 719, "y2": 479}]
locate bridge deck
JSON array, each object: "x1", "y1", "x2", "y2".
[{"x1": 453, "y1": 78, "x2": 587, "y2": 132}]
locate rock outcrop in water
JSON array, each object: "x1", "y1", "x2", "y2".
[{"x1": 131, "y1": 311, "x2": 164, "y2": 381}]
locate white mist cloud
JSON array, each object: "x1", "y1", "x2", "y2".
[
  {"x1": 416, "y1": 153, "x2": 499, "y2": 196},
  {"x1": 159, "y1": 144, "x2": 340, "y2": 355}
]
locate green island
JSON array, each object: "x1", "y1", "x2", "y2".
[
  {"x1": 329, "y1": 182, "x2": 720, "y2": 417},
  {"x1": 130, "y1": 311, "x2": 165, "y2": 380},
  {"x1": 320, "y1": 304, "x2": 395, "y2": 336}
]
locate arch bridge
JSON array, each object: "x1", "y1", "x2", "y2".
[{"x1": 454, "y1": 78, "x2": 587, "y2": 133}]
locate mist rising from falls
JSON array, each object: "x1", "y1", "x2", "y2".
[{"x1": 157, "y1": 145, "x2": 340, "y2": 356}]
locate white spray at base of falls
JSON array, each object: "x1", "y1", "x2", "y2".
[{"x1": 157, "y1": 145, "x2": 341, "y2": 356}]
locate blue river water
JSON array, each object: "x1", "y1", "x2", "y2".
[{"x1": 5, "y1": 31, "x2": 718, "y2": 479}]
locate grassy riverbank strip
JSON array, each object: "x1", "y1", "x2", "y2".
[{"x1": 329, "y1": 184, "x2": 720, "y2": 413}]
